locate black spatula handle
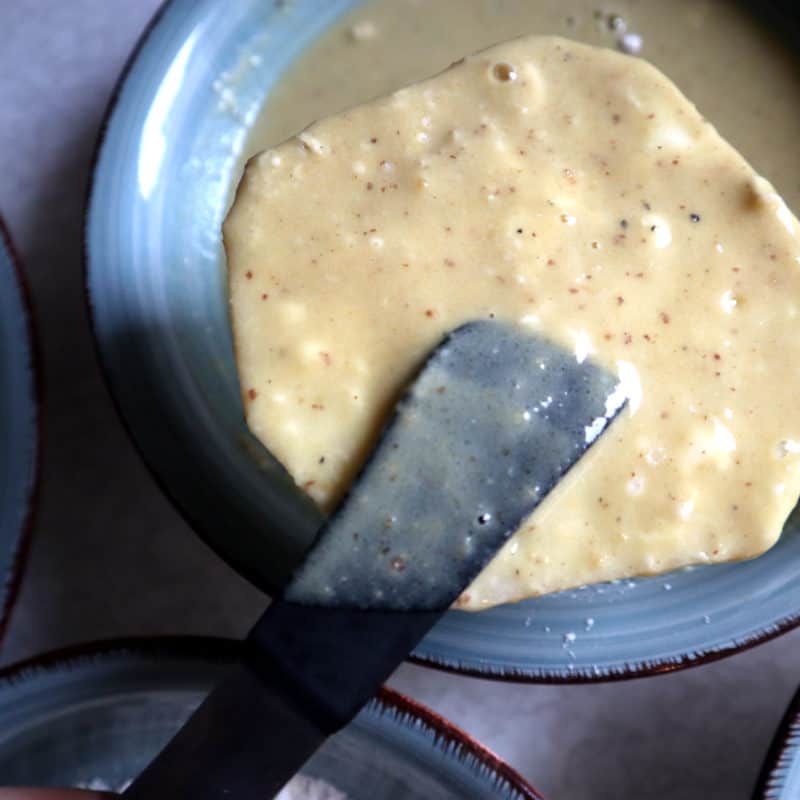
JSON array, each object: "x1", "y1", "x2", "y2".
[
  {"x1": 123, "y1": 600, "x2": 441, "y2": 800},
  {"x1": 124, "y1": 321, "x2": 626, "y2": 798}
]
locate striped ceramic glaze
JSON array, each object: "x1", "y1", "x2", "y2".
[
  {"x1": 754, "y1": 682, "x2": 800, "y2": 800},
  {"x1": 0, "y1": 638, "x2": 542, "y2": 799}
]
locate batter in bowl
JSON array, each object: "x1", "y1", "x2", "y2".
[{"x1": 225, "y1": 8, "x2": 800, "y2": 609}]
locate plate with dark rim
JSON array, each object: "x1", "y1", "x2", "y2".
[
  {"x1": 85, "y1": 0, "x2": 800, "y2": 681},
  {"x1": 0, "y1": 217, "x2": 40, "y2": 646},
  {"x1": 0, "y1": 637, "x2": 543, "y2": 799},
  {"x1": 754, "y1": 681, "x2": 800, "y2": 800}
]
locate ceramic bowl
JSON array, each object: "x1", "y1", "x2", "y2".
[
  {"x1": 85, "y1": 0, "x2": 800, "y2": 681},
  {"x1": 0, "y1": 637, "x2": 542, "y2": 799},
  {"x1": 754, "y1": 681, "x2": 800, "y2": 800}
]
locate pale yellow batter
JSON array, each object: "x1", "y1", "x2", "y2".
[{"x1": 225, "y1": 24, "x2": 800, "y2": 608}]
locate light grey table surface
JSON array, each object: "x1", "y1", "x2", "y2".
[{"x1": 1, "y1": 2, "x2": 799, "y2": 798}]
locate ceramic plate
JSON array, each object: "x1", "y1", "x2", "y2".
[
  {"x1": 754, "y1": 681, "x2": 800, "y2": 800},
  {"x1": 0, "y1": 637, "x2": 542, "y2": 798},
  {"x1": 0, "y1": 219, "x2": 39, "y2": 643},
  {"x1": 86, "y1": 0, "x2": 800, "y2": 681}
]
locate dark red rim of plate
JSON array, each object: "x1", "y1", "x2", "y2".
[
  {"x1": 0, "y1": 636, "x2": 545, "y2": 800},
  {"x1": 82, "y1": 0, "x2": 800, "y2": 685},
  {"x1": 0, "y1": 217, "x2": 43, "y2": 647},
  {"x1": 752, "y1": 679, "x2": 800, "y2": 799}
]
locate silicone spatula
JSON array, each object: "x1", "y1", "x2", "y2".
[{"x1": 124, "y1": 320, "x2": 625, "y2": 799}]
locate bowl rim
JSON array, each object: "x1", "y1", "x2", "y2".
[
  {"x1": 752, "y1": 680, "x2": 800, "y2": 800},
  {"x1": 81, "y1": 0, "x2": 800, "y2": 686},
  {"x1": 0, "y1": 216, "x2": 43, "y2": 648},
  {"x1": 0, "y1": 635, "x2": 544, "y2": 800}
]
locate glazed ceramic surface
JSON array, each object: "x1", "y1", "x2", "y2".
[
  {"x1": 755, "y1": 681, "x2": 800, "y2": 800},
  {"x1": 0, "y1": 638, "x2": 541, "y2": 798},
  {"x1": 85, "y1": 0, "x2": 800, "y2": 680}
]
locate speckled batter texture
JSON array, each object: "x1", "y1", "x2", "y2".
[{"x1": 225, "y1": 36, "x2": 800, "y2": 609}]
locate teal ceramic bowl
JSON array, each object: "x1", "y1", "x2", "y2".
[
  {"x1": 0, "y1": 638, "x2": 542, "y2": 798},
  {"x1": 85, "y1": 0, "x2": 800, "y2": 681},
  {"x1": 0, "y1": 219, "x2": 39, "y2": 644}
]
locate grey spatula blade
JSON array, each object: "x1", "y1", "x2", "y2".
[
  {"x1": 288, "y1": 320, "x2": 625, "y2": 610},
  {"x1": 124, "y1": 320, "x2": 625, "y2": 800}
]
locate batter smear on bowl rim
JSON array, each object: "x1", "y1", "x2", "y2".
[{"x1": 224, "y1": 36, "x2": 800, "y2": 609}]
